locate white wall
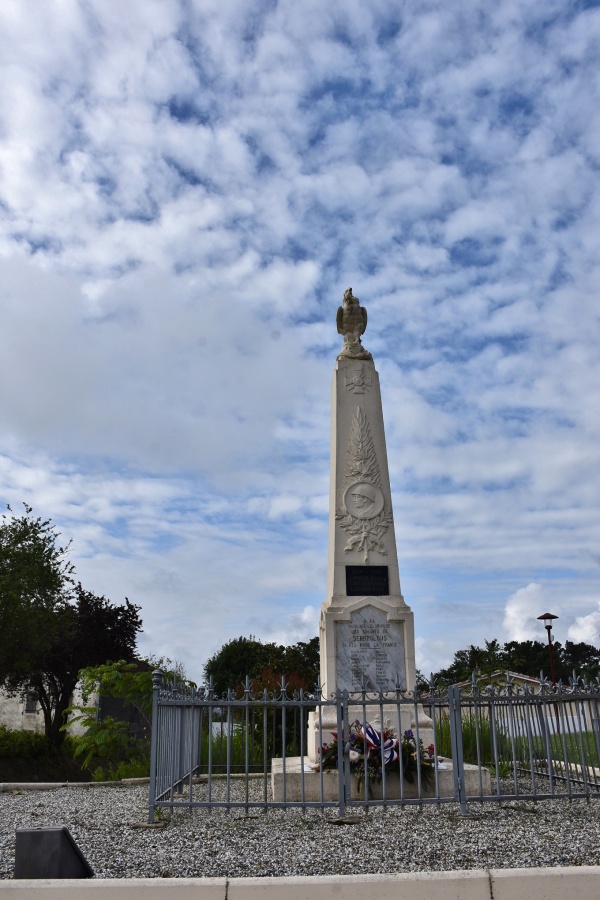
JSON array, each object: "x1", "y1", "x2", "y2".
[{"x1": 0, "y1": 687, "x2": 98, "y2": 737}]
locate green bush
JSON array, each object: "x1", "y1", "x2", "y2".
[
  {"x1": 0, "y1": 725, "x2": 52, "y2": 759},
  {"x1": 90, "y1": 758, "x2": 149, "y2": 782},
  {"x1": 108, "y1": 759, "x2": 149, "y2": 780},
  {"x1": 68, "y1": 714, "x2": 148, "y2": 770},
  {"x1": 0, "y1": 724, "x2": 146, "y2": 780}
]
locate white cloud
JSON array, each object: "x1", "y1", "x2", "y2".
[
  {"x1": 415, "y1": 637, "x2": 454, "y2": 680},
  {"x1": 264, "y1": 606, "x2": 320, "y2": 649},
  {"x1": 503, "y1": 584, "x2": 548, "y2": 642},
  {"x1": 568, "y1": 606, "x2": 600, "y2": 645},
  {"x1": 1, "y1": 1, "x2": 600, "y2": 679}
]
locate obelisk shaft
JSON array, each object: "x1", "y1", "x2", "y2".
[{"x1": 320, "y1": 290, "x2": 416, "y2": 699}]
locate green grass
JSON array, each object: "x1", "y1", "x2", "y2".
[
  {"x1": 435, "y1": 714, "x2": 600, "y2": 771},
  {"x1": 196, "y1": 726, "x2": 265, "y2": 773},
  {"x1": 524, "y1": 731, "x2": 600, "y2": 768},
  {"x1": 435, "y1": 714, "x2": 496, "y2": 765}
]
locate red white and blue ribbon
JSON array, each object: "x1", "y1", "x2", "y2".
[{"x1": 361, "y1": 723, "x2": 399, "y2": 765}]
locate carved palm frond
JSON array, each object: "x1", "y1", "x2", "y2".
[{"x1": 346, "y1": 408, "x2": 381, "y2": 485}]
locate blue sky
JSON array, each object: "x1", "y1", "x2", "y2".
[{"x1": 1, "y1": 0, "x2": 600, "y2": 681}]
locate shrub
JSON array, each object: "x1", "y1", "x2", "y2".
[
  {"x1": 0, "y1": 725, "x2": 52, "y2": 759},
  {"x1": 90, "y1": 758, "x2": 149, "y2": 783},
  {"x1": 68, "y1": 715, "x2": 147, "y2": 770}
]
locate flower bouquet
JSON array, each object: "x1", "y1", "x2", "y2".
[{"x1": 318, "y1": 720, "x2": 436, "y2": 793}]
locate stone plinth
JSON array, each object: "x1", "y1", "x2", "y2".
[{"x1": 271, "y1": 757, "x2": 490, "y2": 803}]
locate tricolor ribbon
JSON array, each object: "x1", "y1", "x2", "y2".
[{"x1": 361, "y1": 722, "x2": 399, "y2": 765}]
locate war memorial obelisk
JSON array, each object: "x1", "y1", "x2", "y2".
[
  {"x1": 305, "y1": 289, "x2": 430, "y2": 759},
  {"x1": 321, "y1": 287, "x2": 415, "y2": 696},
  {"x1": 271, "y1": 288, "x2": 475, "y2": 798}
]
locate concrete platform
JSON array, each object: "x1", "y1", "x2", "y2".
[{"x1": 271, "y1": 756, "x2": 490, "y2": 802}]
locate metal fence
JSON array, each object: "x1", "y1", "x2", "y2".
[{"x1": 148, "y1": 670, "x2": 600, "y2": 822}]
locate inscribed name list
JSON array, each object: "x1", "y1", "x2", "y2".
[{"x1": 336, "y1": 606, "x2": 406, "y2": 692}]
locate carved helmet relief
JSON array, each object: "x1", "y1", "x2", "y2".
[
  {"x1": 343, "y1": 482, "x2": 384, "y2": 519},
  {"x1": 335, "y1": 407, "x2": 392, "y2": 563}
]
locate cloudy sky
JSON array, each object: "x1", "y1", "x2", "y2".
[{"x1": 1, "y1": 0, "x2": 600, "y2": 682}]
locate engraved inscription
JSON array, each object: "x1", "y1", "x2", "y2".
[{"x1": 336, "y1": 606, "x2": 406, "y2": 692}]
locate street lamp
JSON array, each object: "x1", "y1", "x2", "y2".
[{"x1": 537, "y1": 612, "x2": 559, "y2": 686}]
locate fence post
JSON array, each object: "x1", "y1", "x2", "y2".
[
  {"x1": 335, "y1": 690, "x2": 346, "y2": 818},
  {"x1": 449, "y1": 685, "x2": 468, "y2": 815},
  {"x1": 177, "y1": 704, "x2": 185, "y2": 794},
  {"x1": 148, "y1": 669, "x2": 163, "y2": 823}
]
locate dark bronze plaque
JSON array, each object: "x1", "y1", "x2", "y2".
[{"x1": 346, "y1": 566, "x2": 389, "y2": 596}]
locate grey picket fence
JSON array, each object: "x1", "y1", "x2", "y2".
[{"x1": 148, "y1": 671, "x2": 600, "y2": 822}]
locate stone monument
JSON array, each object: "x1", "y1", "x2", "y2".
[
  {"x1": 307, "y1": 288, "x2": 429, "y2": 759},
  {"x1": 272, "y1": 288, "x2": 483, "y2": 801}
]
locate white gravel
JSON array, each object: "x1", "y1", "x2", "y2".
[{"x1": 1, "y1": 780, "x2": 600, "y2": 879}]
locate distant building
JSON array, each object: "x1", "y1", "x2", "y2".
[
  {"x1": 0, "y1": 686, "x2": 97, "y2": 736},
  {"x1": 454, "y1": 670, "x2": 543, "y2": 693},
  {"x1": 451, "y1": 670, "x2": 595, "y2": 735}
]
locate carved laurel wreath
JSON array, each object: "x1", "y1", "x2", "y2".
[{"x1": 335, "y1": 507, "x2": 393, "y2": 561}]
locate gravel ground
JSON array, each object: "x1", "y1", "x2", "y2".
[{"x1": 1, "y1": 779, "x2": 600, "y2": 879}]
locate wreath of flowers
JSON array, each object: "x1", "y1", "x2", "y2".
[{"x1": 318, "y1": 720, "x2": 436, "y2": 791}]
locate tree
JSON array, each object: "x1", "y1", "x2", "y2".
[
  {"x1": 203, "y1": 636, "x2": 319, "y2": 762},
  {"x1": 431, "y1": 639, "x2": 504, "y2": 684},
  {"x1": 204, "y1": 635, "x2": 319, "y2": 694},
  {"x1": 38, "y1": 583, "x2": 142, "y2": 746},
  {"x1": 502, "y1": 640, "x2": 549, "y2": 678},
  {"x1": 431, "y1": 637, "x2": 600, "y2": 686},
  {"x1": 0, "y1": 504, "x2": 73, "y2": 682},
  {"x1": 67, "y1": 657, "x2": 191, "y2": 772},
  {"x1": 561, "y1": 641, "x2": 600, "y2": 682},
  {"x1": 0, "y1": 505, "x2": 142, "y2": 746}
]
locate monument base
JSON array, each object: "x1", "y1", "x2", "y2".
[
  {"x1": 271, "y1": 756, "x2": 490, "y2": 803},
  {"x1": 320, "y1": 596, "x2": 416, "y2": 701}
]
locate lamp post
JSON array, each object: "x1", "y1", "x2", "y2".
[
  {"x1": 537, "y1": 612, "x2": 560, "y2": 734},
  {"x1": 537, "y1": 612, "x2": 559, "y2": 686}
]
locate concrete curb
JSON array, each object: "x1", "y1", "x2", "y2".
[
  {"x1": 0, "y1": 868, "x2": 599, "y2": 898},
  {"x1": 0, "y1": 780, "x2": 150, "y2": 793},
  {"x1": 0, "y1": 775, "x2": 270, "y2": 792}
]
